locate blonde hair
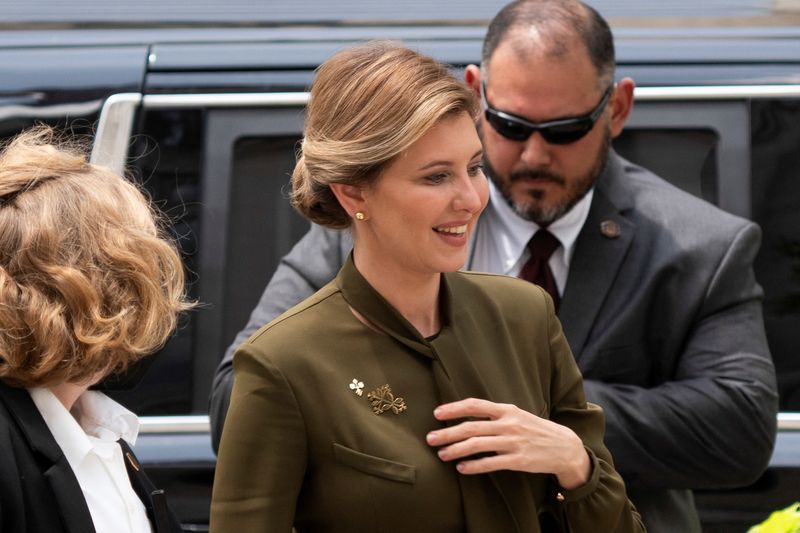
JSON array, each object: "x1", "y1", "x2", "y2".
[
  {"x1": 0, "y1": 126, "x2": 193, "y2": 388},
  {"x1": 291, "y1": 41, "x2": 479, "y2": 228}
]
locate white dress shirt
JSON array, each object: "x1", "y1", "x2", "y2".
[
  {"x1": 28, "y1": 387, "x2": 153, "y2": 533},
  {"x1": 469, "y1": 179, "x2": 594, "y2": 296}
]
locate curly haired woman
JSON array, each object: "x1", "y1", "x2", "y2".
[{"x1": 0, "y1": 126, "x2": 193, "y2": 533}]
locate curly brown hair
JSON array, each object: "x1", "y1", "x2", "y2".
[{"x1": 0, "y1": 125, "x2": 193, "y2": 388}]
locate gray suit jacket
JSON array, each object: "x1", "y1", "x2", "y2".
[{"x1": 210, "y1": 152, "x2": 778, "y2": 533}]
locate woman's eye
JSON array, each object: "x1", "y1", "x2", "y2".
[
  {"x1": 425, "y1": 173, "x2": 448, "y2": 184},
  {"x1": 468, "y1": 163, "x2": 485, "y2": 177}
]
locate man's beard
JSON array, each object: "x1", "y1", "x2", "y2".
[{"x1": 486, "y1": 128, "x2": 611, "y2": 226}]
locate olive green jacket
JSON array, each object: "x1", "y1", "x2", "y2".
[{"x1": 211, "y1": 257, "x2": 643, "y2": 532}]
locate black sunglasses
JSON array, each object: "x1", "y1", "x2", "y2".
[{"x1": 481, "y1": 81, "x2": 613, "y2": 145}]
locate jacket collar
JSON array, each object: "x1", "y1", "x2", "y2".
[
  {"x1": 335, "y1": 254, "x2": 449, "y2": 360},
  {"x1": 0, "y1": 380, "x2": 65, "y2": 463}
]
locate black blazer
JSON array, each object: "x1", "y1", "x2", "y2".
[{"x1": 0, "y1": 380, "x2": 182, "y2": 533}]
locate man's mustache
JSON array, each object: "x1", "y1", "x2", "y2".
[{"x1": 509, "y1": 169, "x2": 566, "y2": 185}]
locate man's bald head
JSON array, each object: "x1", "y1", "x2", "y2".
[{"x1": 482, "y1": 0, "x2": 615, "y2": 90}]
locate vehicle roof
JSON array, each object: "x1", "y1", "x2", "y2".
[
  {"x1": 3, "y1": 0, "x2": 800, "y2": 89},
  {"x1": 4, "y1": 1, "x2": 800, "y2": 56},
  {"x1": 4, "y1": 0, "x2": 800, "y2": 27}
]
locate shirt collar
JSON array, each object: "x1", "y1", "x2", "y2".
[
  {"x1": 28, "y1": 387, "x2": 140, "y2": 469},
  {"x1": 486, "y1": 179, "x2": 594, "y2": 271}
]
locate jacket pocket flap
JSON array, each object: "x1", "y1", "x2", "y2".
[{"x1": 332, "y1": 443, "x2": 416, "y2": 484}]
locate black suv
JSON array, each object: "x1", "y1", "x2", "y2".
[{"x1": 2, "y1": 1, "x2": 799, "y2": 531}]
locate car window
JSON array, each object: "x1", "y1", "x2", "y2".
[
  {"x1": 116, "y1": 105, "x2": 308, "y2": 414},
  {"x1": 751, "y1": 99, "x2": 800, "y2": 411}
]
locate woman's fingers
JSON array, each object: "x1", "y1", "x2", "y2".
[
  {"x1": 427, "y1": 397, "x2": 590, "y2": 485},
  {"x1": 433, "y1": 397, "x2": 510, "y2": 421}
]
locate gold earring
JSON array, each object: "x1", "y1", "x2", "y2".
[{"x1": 355, "y1": 212, "x2": 365, "y2": 221}]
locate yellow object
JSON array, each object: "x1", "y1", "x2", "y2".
[{"x1": 747, "y1": 502, "x2": 800, "y2": 533}]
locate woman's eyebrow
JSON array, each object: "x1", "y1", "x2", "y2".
[{"x1": 417, "y1": 150, "x2": 483, "y2": 171}]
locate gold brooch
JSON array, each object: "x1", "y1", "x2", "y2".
[
  {"x1": 366, "y1": 384, "x2": 407, "y2": 415},
  {"x1": 349, "y1": 378, "x2": 364, "y2": 396}
]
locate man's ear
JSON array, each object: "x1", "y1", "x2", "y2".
[
  {"x1": 329, "y1": 183, "x2": 366, "y2": 220},
  {"x1": 609, "y1": 77, "x2": 635, "y2": 138},
  {"x1": 464, "y1": 64, "x2": 482, "y2": 97}
]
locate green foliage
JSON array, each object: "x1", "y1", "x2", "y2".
[{"x1": 748, "y1": 502, "x2": 800, "y2": 533}]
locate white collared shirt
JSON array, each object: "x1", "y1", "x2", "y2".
[
  {"x1": 28, "y1": 387, "x2": 153, "y2": 533},
  {"x1": 469, "y1": 179, "x2": 594, "y2": 295}
]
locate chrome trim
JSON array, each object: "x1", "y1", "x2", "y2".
[
  {"x1": 138, "y1": 413, "x2": 800, "y2": 434},
  {"x1": 90, "y1": 92, "x2": 141, "y2": 175},
  {"x1": 0, "y1": 100, "x2": 103, "y2": 123},
  {"x1": 142, "y1": 92, "x2": 309, "y2": 108},
  {"x1": 139, "y1": 86, "x2": 800, "y2": 108},
  {"x1": 91, "y1": 85, "x2": 800, "y2": 175},
  {"x1": 634, "y1": 85, "x2": 800, "y2": 101},
  {"x1": 779, "y1": 412, "x2": 800, "y2": 431},
  {"x1": 139, "y1": 415, "x2": 210, "y2": 434},
  {"x1": 85, "y1": 85, "x2": 799, "y2": 180}
]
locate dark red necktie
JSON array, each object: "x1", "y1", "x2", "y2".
[{"x1": 518, "y1": 230, "x2": 561, "y2": 309}]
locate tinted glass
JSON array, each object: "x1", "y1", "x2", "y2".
[
  {"x1": 613, "y1": 128, "x2": 719, "y2": 203},
  {"x1": 223, "y1": 135, "x2": 309, "y2": 348},
  {"x1": 113, "y1": 108, "x2": 309, "y2": 415},
  {"x1": 751, "y1": 100, "x2": 800, "y2": 411},
  {"x1": 108, "y1": 108, "x2": 204, "y2": 414}
]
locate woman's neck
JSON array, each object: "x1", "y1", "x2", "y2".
[
  {"x1": 353, "y1": 248, "x2": 442, "y2": 338},
  {"x1": 48, "y1": 369, "x2": 106, "y2": 412},
  {"x1": 49, "y1": 381, "x2": 90, "y2": 412}
]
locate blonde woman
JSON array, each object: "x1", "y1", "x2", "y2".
[
  {"x1": 0, "y1": 126, "x2": 192, "y2": 533},
  {"x1": 211, "y1": 42, "x2": 643, "y2": 533}
]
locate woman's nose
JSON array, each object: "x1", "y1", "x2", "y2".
[{"x1": 454, "y1": 174, "x2": 488, "y2": 213}]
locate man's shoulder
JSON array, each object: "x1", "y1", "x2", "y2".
[{"x1": 614, "y1": 155, "x2": 753, "y2": 235}]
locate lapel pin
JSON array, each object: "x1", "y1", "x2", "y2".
[
  {"x1": 349, "y1": 379, "x2": 365, "y2": 396},
  {"x1": 600, "y1": 220, "x2": 621, "y2": 239},
  {"x1": 125, "y1": 451, "x2": 140, "y2": 472},
  {"x1": 367, "y1": 384, "x2": 407, "y2": 415}
]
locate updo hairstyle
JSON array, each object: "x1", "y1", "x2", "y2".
[
  {"x1": 291, "y1": 41, "x2": 479, "y2": 229},
  {"x1": 0, "y1": 126, "x2": 193, "y2": 388}
]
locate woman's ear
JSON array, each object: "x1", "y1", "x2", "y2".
[
  {"x1": 609, "y1": 77, "x2": 635, "y2": 138},
  {"x1": 329, "y1": 183, "x2": 367, "y2": 220}
]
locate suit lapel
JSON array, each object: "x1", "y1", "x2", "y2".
[
  {"x1": 43, "y1": 463, "x2": 97, "y2": 533},
  {"x1": 559, "y1": 153, "x2": 635, "y2": 360},
  {"x1": 117, "y1": 438, "x2": 182, "y2": 533},
  {"x1": 0, "y1": 382, "x2": 96, "y2": 533}
]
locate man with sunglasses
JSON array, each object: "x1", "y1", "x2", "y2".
[{"x1": 210, "y1": 1, "x2": 777, "y2": 531}]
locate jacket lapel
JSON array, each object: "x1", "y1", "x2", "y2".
[
  {"x1": 559, "y1": 153, "x2": 635, "y2": 360},
  {"x1": 0, "y1": 382, "x2": 95, "y2": 533},
  {"x1": 43, "y1": 463, "x2": 97, "y2": 533},
  {"x1": 117, "y1": 438, "x2": 182, "y2": 533}
]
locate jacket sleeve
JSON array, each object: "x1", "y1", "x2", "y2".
[
  {"x1": 210, "y1": 344, "x2": 307, "y2": 533},
  {"x1": 582, "y1": 222, "x2": 778, "y2": 489},
  {"x1": 0, "y1": 422, "x2": 20, "y2": 532},
  {"x1": 541, "y1": 291, "x2": 645, "y2": 532},
  {"x1": 208, "y1": 224, "x2": 351, "y2": 451}
]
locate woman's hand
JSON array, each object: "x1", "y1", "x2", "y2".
[{"x1": 426, "y1": 397, "x2": 591, "y2": 490}]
